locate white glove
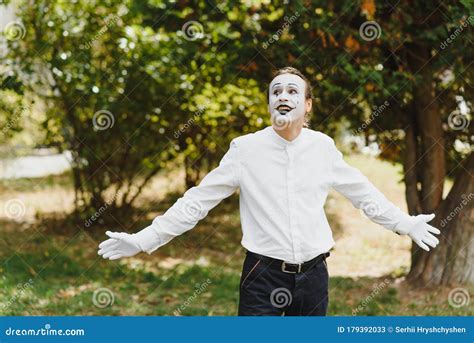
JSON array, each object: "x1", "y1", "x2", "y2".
[
  {"x1": 98, "y1": 231, "x2": 142, "y2": 260},
  {"x1": 98, "y1": 225, "x2": 162, "y2": 260},
  {"x1": 396, "y1": 213, "x2": 441, "y2": 251}
]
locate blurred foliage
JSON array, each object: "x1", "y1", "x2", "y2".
[{"x1": 0, "y1": 0, "x2": 472, "y2": 221}]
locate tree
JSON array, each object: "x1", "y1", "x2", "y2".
[
  {"x1": 1, "y1": 0, "x2": 267, "y2": 223},
  {"x1": 207, "y1": 0, "x2": 473, "y2": 285},
  {"x1": 2, "y1": 0, "x2": 183, "y2": 221},
  {"x1": 2, "y1": 0, "x2": 472, "y2": 284},
  {"x1": 281, "y1": 0, "x2": 473, "y2": 285}
]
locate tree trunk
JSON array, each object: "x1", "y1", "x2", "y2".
[
  {"x1": 406, "y1": 43, "x2": 446, "y2": 212},
  {"x1": 407, "y1": 153, "x2": 474, "y2": 285},
  {"x1": 403, "y1": 43, "x2": 472, "y2": 286},
  {"x1": 402, "y1": 107, "x2": 422, "y2": 215}
]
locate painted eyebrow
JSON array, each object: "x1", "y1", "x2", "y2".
[{"x1": 271, "y1": 83, "x2": 299, "y2": 89}]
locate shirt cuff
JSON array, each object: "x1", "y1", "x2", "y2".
[
  {"x1": 393, "y1": 213, "x2": 416, "y2": 235},
  {"x1": 133, "y1": 225, "x2": 162, "y2": 254}
]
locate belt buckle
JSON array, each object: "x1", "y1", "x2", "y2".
[{"x1": 281, "y1": 261, "x2": 302, "y2": 273}]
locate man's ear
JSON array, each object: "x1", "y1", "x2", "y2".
[{"x1": 305, "y1": 98, "x2": 312, "y2": 113}]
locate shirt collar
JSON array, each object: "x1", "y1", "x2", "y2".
[{"x1": 266, "y1": 125, "x2": 306, "y2": 147}]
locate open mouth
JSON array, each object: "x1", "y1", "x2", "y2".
[{"x1": 276, "y1": 104, "x2": 294, "y2": 115}]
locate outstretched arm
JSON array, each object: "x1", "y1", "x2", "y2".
[
  {"x1": 98, "y1": 139, "x2": 240, "y2": 260},
  {"x1": 328, "y1": 139, "x2": 440, "y2": 251}
]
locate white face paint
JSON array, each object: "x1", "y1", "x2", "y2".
[{"x1": 268, "y1": 73, "x2": 307, "y2": 128}]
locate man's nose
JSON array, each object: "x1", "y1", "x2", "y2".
[{"x1": 278, "y1": 92, "x2": 289, "y2": 102}]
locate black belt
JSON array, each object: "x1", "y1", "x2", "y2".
[{"x1": 246, "y1": 250, "x2": 330, "y2": 274}]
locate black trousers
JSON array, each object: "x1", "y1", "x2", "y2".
[{"x1": 238, "y1": 250, "x2": 329, "y2": 316}]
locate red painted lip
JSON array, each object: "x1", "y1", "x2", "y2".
[{"x1": 276, "y1": 105, "x2": 294, "y2": 111}]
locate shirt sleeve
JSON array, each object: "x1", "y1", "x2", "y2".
[
  {"x1": 328, "y1": 139, "x2": 415, "y2": 234},
  {"x1": 134, "y1": 139, "x2": 240, "y2": 254}
]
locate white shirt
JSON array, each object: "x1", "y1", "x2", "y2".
[{"x1": 138, "y1": 126, "x2": 414, "y2": 263}]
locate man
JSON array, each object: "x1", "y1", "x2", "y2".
[{"x1": 98, "y1": 67, "x2": 441, "y2": 316}]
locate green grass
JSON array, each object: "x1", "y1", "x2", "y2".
[
  {"x1": 1, "y1": 208, "x2": 472, "y2": 316},
  {"x1": 0, "y1": 232, "x2": 241, "y2": 316},
  {"x1": 0, "y1": 161, "x2": 472, "y2": 316}
]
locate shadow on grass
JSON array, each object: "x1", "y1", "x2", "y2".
[
  {"x1": 1, "y1": 191, "x2": 471, "y2": 316},
  {"x1": 1, "y1": 229, "x2": 472, "y2": 316}
]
